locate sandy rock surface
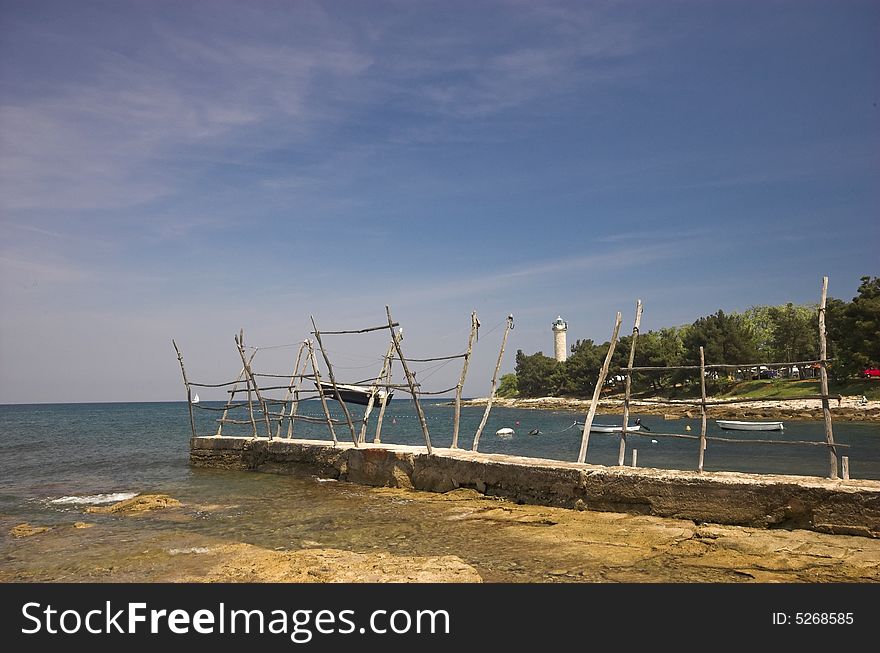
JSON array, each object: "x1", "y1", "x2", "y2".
[
  {"x1": 184, "y1": 543, "x2": 482, "y2": 583},
  {"x1": 85, "y1": 494, "x2": 182, "y2": 514}
]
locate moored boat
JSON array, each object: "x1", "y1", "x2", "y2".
[
  {"x1": 576, "y1": 422, "x2": 642, "y2": 433},
  {"x1": 495, "y1": 427, "x2": 515, "y2": 437},
  {"x1": 317, "y1": 382, "x2": 393, "y2": 406},
  {"x1": 716, "y1": 420, "x2": 784, "y2": 431}
]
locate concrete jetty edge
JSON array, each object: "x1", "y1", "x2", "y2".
[{"x1": 191, "y1": 436, "x2": 880, "y2": 538}]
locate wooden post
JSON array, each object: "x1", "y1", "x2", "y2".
[
  {"x1": 285, "y1": 342, "x2": 309, "y2": 439},
  {"x1": 631, "y1": 449, "x2": 638, "y2": 468},
  {"x1": 452, "y1": 311, "x2": 479, "y2": 449},
  {"x1": 310, "y1": 316, "x2": 358, "y2": 446},
  {"x1": 171, "y1": 339, "x2": 197, "y2": 439},
  {"x1": 359, "y1": 340, "x2": 395, "y2": 443},
  {"x1": 307, "y1": 340, "x2": 338, "y2": 445},
  {"x1": 618, "y1": 300, "x2": 642, "y2": 466},
  {"x1": 698, "y1": 346, "x2": 708, "y2": 473},
  {"x1": 217, "y1": 350, "x2": 257, "y2": 436},
  {"x1": 472, "y1": 314, "x2": 514, "y2": 452},
  {"x1": 217, "y1": 368, "x2": 244, "y2": 437},
  {"x1": 285, "y1": 354, "x2": 309, "y2": 439},
  {"x1": 235, "y1": 330, "x2": 273, "y2": 438},
  {"x1": 277, "y1": 342, "x2": 306, "y2": 438},
  {"x1": 374, "y1": 337, "x2": 395, "y2": 444},
  {"x1": 842, "y1": 456, "x2": 850, "y2": 480},
  {"x1": 386, "y1": 306, "x2": 432, "y2": 454},
  {"x1": 287, "y1": 342, "x2": 308, "y2": 440},
  {"x1": 577, "y1": 312, "x2": 623, "y2": 464},
  {"x1": 234, "y1": 333, "x2": 257, "y2": 437},
  {"x1": 818, "y1": 276, "x2": 838, "y2": 479}
]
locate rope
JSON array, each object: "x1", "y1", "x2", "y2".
[
  {"x1": 537, "y1": 421, "x2": 580, "y2": 435},
  {"x1": 414, "y1": 385, "x2": 459, "y2": 396},
  {"x1": 328, "y1": 361, "x2": 386, "y2": 370},
  {"x1": 192, "y1": 402, "x2": 250, "y2": 412},
  {"x1": 190, "y1": 379, "x2": 253, "y2": 388},
  {"x1": 247, "y1": 342, "x2": 305, "y2": 351},
  {"x1": 406, "y1": 353, "x2": 467, "y2": 362},
  {"x1": 486, "y1": 421, "x2": 581, "y2": 436},
  {"x1": 414, "y1": 357, "x2": 457, "y2": 383},
  {"x1": 480, "y1": 317, "x2": 507, "y2": 338}
]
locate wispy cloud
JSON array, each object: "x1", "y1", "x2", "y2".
[
  {"x1": 595, "y1": 227, "x2": 713, "y2": 244},
  {"x1": 0, "y1": 255, "x2": 91, "y2": 289},
  {"x1": 347, "y1": 242, "x2": 681, "y2": 310},
  {"x1": 0, "y1": 7, "x2": 372, "y2": 213},
  {"x1": 0, "y1": 1, "x2": 653, "y2": 217},
  {"x1": 374, "y1": 4, "x2": 644, "y2": 120}
]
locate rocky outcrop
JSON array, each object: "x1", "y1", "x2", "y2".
[
  {"x1": 9, "y1": 523, "x2": 50, "y2": 538},
  {"x1": 184, "y1": 542, "x2": 481, "y2": 583},
  {"x1": 85, "y1": 494, "x2": 182, "y2": 514},
  {"x1": 461, "y1": 396, "x2": 880, "y2": 422}
]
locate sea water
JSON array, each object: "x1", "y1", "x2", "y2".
[{"x1": 1, "y1": 401, "x2": 877, "y2": 581}]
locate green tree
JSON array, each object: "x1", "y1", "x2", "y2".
[
  {"x1": 497, "y1": 373, "x2": 519, "y2": 398},
  {"x1": 514, "y1": 350, "x2": 558, "y2": 397},
  {"x1": 683, "y1": 310, "x2": 759, "y2": 370},
  {"x1": 825, "y1": 296, "x2": 848, "y2": 378},
  {"x1": 624, "y1": 327, "x2": 687, "y2": 392},
  {"x1": 743, "y1": 303, "x2": 818, "y2": 363},
  {"x1": 827, "y1": 276, "x2": 880, "y2": 378},
  {"x1": 767, "y1": 303, "x2": 817, "y2": 363},
  {"x1": 742, "y1": 306, "x2": 775, "y2": 358},
  {"x1": 556, "y1": 339, "x2": 605, "y2": 396}
]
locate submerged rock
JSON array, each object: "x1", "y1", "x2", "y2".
[
  {"x1": 85, "y1": 494, "x2": 182, "y2": 514},
  {"x1": 10, "y1": 523, "x2": 51, "y2": 538}
]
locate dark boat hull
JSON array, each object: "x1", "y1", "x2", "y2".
[{"x1": 318, "y1": 382, "x2": 393, "y2": 406}]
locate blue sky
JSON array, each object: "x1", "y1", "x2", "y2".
[{"x1": 1, "y1": 0, "x2": 877, "y2": 403}]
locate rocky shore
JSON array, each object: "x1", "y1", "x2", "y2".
[
  {"x1": 3, "y1": 489, "x2": 879, "y2": 582},
  {"x1": 462, "y1": 395, "x2": 880, "y2": 422}
]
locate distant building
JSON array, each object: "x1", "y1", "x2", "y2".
[{"x1": 552, "y1": 316, "x2": 568, "y2": 362}]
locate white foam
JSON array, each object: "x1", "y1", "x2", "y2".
[
  {"x1": 49, "y1": 492, "x2": 138, "y2": 506},
  {"x1": 167, "y1": 547, "x2": 211, "y2": 555},
  {"x1": 314, "y1": 477, "x2": 337, "y2": 483}
]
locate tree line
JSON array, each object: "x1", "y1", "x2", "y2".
[{"x1": 500, "y1": 276, "x2": 880, "y2": 398}]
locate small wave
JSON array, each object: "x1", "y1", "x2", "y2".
[
  {"x1": 49, "y1": 492, "x2": 138, "y2": 506},
  {"x1": 167, "y1": 547, "x2": 211, "y2": 555},
  {"x1": 314, "y1": 477, "x2": 337, "y2": 483}
]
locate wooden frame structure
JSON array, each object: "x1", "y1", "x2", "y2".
[
  {"x1": 172, "y1": 308, "x2": 490, "y2": 454},
  {"x1": 173, "y1": 278, "x2": 846, "y2": 480},
  {"x1": 581, "y1": 277, "x2": 846, "y2": 479}
]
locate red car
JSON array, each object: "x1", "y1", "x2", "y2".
[{"x1": 864, "y1": 368, "x2": 880, "y2": 379}]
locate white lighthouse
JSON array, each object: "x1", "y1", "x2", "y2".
[{"x1": 552, "y1": 316, "x2": 568, "y2": 362}]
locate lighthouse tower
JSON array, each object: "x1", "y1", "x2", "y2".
[{"x1": 552, "y1": 316, "x2": 568, "y2": 362}]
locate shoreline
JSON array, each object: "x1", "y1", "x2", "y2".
[
  {"x1": 6, "y1": 487, "x2": 880, "y2": 582},
  {"x1": 460, "y1": 395, "x2": 880, "y2": 422}
]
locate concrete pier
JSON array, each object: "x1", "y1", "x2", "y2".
[{"x1": 191, "y1": 436, "x2": 880, "y2": 538}]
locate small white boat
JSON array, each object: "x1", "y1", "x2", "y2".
[
  {"x1": 495, "y1": 427, "x2": 515, "y2": 437},
  {"x1": 716, "y1": 420, "x2": 784, "y2": 431},
  {"x1": 576, "y1": 422, "x2": 641, "y2": 433},
  {"x1": 591, "y1": 424, "x2": 641, "y2": 433},
  {"x1": 192, "y1": 394, "x2": 200, "y2": 404}
]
